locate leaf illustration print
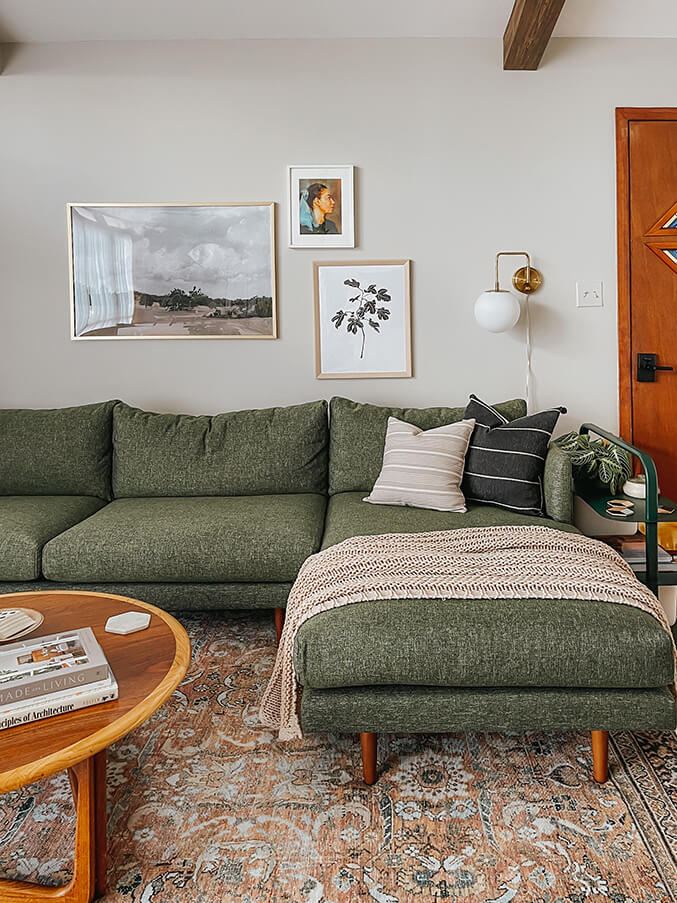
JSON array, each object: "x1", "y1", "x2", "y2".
[{"x1": 331, "y1": 278, "x2": 392, "y2": 359}]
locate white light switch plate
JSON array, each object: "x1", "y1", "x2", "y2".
[{"x1": 576, "y1": 281, "x2": 603, "y2": 307}]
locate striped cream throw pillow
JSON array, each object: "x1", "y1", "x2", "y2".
[{"x1": 364, "y1": 416, "x2": 476, "y2": 512}]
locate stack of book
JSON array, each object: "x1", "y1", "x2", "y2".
[
  {"x1": 605, "y1": 535, "x2": 677, "y2": 573},
  {"x1": 0, "y1": 628, "x2": 118, "y2": 731}
]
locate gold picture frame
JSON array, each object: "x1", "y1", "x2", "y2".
[
  {"x1": 67, "y1": 202, "x2": 277, "y2": 340},
  {"x1": 313, "y1": 259, "x2": 412, "y2": 379}
]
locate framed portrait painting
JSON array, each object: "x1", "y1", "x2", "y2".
[
  {"x1": 288, "y1": 165, "x2": 355, "y2": 248},
  {"x1": 68, "y1": 202, "x2": 277, "y2": 339},
  {"x1": 313, "y1": 260, "x2": 412, "y2": 379}
]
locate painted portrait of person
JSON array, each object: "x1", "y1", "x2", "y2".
[
  {"x1": 289, "y1": 166, "x2": 353, "y2": 248},
  {"x1": 299, "y1": 179, "x2": 342, "y2": 235}
]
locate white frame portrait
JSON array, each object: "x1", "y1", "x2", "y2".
[{"x1": 288, "y1": 165, "x2": 355, "y2": 249}]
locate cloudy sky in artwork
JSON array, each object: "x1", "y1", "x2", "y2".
[{"x1": 74, "y1": 205, "x2": 273, "y2": 299}]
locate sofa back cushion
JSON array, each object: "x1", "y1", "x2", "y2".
[
  {"x1": 0, "y1": 401, "x2": 115, "y2": 499},
  {"x1": 329, "y1": 396, "x2": 527, "y2": 495},
  {"x1": 112, "y1": 401, "x2": 329, "y2": 497}
]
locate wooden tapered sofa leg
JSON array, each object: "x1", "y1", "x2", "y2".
[
  {"x1": 360, "y1": 732, "x2": 378, "y2": 785},
  {"x1": 274, "y1": 608, "x2": 285, "y2": 645},
  {"x1": 591, "y1": 730, "x2": 609, "y2": 783}
]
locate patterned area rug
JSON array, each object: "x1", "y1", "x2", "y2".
[{"x1": 1, "y1": 611, "x2": 677, "y2": 902}]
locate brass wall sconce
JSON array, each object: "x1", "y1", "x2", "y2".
[
  {"x1": 474, "y1": 251, "x2": 543, "y2": 333},
  {"x1": 474, "y1": 251, "x2": 543, "y2": 409}
]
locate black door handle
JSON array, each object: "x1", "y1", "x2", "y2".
[{"x1": 637, "y1": 353, "x2": 674, "y2": 382}]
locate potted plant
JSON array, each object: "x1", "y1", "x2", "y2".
[{"x1": 553, "y1": 431, "x2": 633, "y2": 495}]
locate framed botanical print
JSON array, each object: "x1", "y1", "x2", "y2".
[
  {"x1": 288, "y1": 165, "x2": 355, "y2": 248},
  {"x1": 313, "y1": 260, "x2": 412, "y2": 379},
  {"x1": 68, "y1": 202, "x2": 277, "y2": 339}
]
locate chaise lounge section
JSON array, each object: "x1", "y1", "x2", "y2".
[{"x1": 292, "y1": 397, "x2": 677, "y2": 784}]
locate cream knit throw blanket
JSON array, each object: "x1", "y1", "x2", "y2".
[{"x1": 260, "y1": 525, "x2": 676, "y2": 740}]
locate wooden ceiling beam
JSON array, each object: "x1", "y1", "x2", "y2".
[{"x1": 503, "y1": 0, "x2": 567, "y2": 71}]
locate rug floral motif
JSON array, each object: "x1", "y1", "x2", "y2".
[{"x1": 1, "y1": 611, "x2": 677, "y2": 902}]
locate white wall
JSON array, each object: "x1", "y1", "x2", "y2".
[{"x1": 0, "y1": 37, "x2": 674, "y2": 430}]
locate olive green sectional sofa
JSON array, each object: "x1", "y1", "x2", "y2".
[{"x1": 1, "y1": 396, "x2": 674, "y2": 785}]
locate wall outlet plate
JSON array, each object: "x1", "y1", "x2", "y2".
[
  {"x1": 576, "y1": 281, "x2": 603, "y2": 308},
  {"x1": 105, "y1": 611, "x2": 151, "y2": 635}
]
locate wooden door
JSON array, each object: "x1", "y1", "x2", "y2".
[{"x1": 617, "y1": 109, "x2": 677, "y2": 501}]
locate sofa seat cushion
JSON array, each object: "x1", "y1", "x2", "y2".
[
  {"x1": 321, "y1": 490, "x2": 578, "y2": 550},
  {"x1": 301, "y1": 493, "x2": 673, "y2": 691},
  {"x1": 294, "y1": 597, "x2": 674, "y2": 691},
  {"x1": 43, "y1": 494, "x2": 326, "y2": 583},
  {"x1": 0, "y1": 496, "x2": 105, "y2": 580}
]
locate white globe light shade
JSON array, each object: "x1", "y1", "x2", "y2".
[{"x1": 474, "y1": 290, "x2": 521, "y2": 333}]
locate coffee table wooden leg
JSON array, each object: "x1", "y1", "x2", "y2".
[
  {"x1": 71, "y1": 756, "x2": 96, "y2": 902},
  {"x1": 93, "y1": 750, "x2": 107, "y2": 898},
  {"x1": 0, "y1": 755, "x2": 101, "y2": 902}
]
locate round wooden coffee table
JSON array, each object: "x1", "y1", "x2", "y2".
[{"x1": 0, "y1": 591, "x2": 191, "y2": 903}]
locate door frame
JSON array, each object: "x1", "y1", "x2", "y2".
[{"x1": 616, "y1": 107, "x2": 677, "y2": 440}]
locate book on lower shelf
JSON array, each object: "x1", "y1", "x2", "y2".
[
  {"x1": 619, "y1": 537, "x2": 673, "y2": 563},
  {"x1": 601, "y1": 534, "x2": 675, "y2": 567},
  {"x1": 0, "y1": 627, "x2": 109, "y2": 708},
  {"x1": 0, "y1": 669, "x2": 118, "y2": 731},
  {"x1": 629, "y1": 560, "x2": 677, "y2": 573}
]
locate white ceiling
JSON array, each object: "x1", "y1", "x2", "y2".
[{"x1": 1, "y1": 0, "x2": 677, "y2": 44}]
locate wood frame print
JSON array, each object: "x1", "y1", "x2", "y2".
[
  {"x1": 68, "y1": 202, "x2": 277, "y2": 340},
  {"x1": 313, "y1": 260, "x2": 412, "y2": 379}
]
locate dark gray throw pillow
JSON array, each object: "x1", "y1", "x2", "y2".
[{"x1": 462, "y1": 394, "x2": 566, "y2": 516}]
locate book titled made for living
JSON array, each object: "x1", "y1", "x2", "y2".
[
  {"x1": 0, "y1": 670, "x2": 119, "y2": 731},
  {"x1": 0, "y1": 627, "x2": 109, "y2": 707}
]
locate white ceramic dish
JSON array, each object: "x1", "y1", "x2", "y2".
[
  {"x1": 622, "y1": 476, "x2": 659, "y2": 499},
  {"x1": 0, "y1": 607, "x2": 45, "y2": 642}
]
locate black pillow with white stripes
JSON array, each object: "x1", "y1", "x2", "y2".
[{"x1": 461, "y1": 394, "x2": 566, "y2": 516}]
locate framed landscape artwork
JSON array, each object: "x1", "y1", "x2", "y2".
[
  {"x1": 68, "y1": 203, "x2": 277, "y2": 339},
  {"x1": 288, "y1": 165, "x2": 355, "y2": 248},
  {"x1": 313, "y1": 260, "x2": 412, "y2": 379}
]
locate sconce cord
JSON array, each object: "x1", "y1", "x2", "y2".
[
  {"x1": 525, "y1": 296, "x2": 532, "y2": 413},
  {"x1": 494, "y1": 251, "x2": 534, "y2": 411}
]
